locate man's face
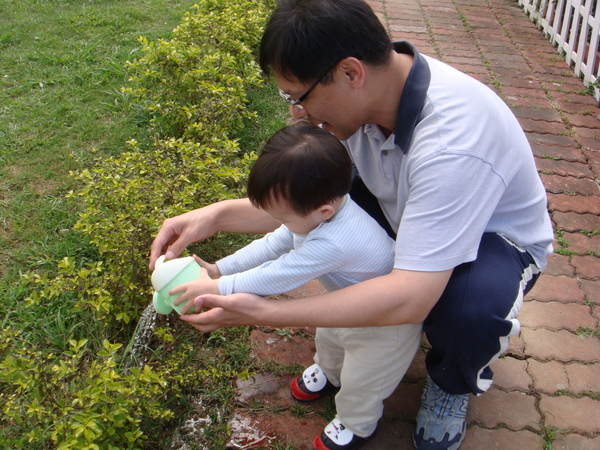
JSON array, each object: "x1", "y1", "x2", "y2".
[{"x1": 274, "y1": 69, "x2": 363, "y2": 141}]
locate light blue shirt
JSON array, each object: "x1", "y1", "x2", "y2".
[{"x1": 216, "y1": 196, "x2": 395, "y2": 296}]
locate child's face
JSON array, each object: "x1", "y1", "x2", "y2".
[{"x1": 263, "y1": 198, "x2": 333, "y2": 235}]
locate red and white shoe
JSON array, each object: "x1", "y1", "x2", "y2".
[
  {"x1": 290, "y1": 363, "x2": 336, "y2": 402},
  {"x1": 313, "y1": 418, "x2": 375, "y2": 450}
]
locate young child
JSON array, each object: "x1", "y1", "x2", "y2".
[{"x1": 171, "y1": 123, "x2": 423, "y2": 450}]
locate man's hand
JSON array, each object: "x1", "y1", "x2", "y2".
[
  {"x1": 149, "y1": 199, "x2": 280, "y2": 270},
  {"x1": 180, "y1": 293, "x2": 269, "y2": 332},
  {"x1": 149, "y1": 208, "x2": 218, "y2": 270}
]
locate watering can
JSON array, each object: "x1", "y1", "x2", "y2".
[{"x1": 151, "y1": 255, "x2": 201, "y2": 315}]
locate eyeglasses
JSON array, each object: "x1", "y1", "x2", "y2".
[{"x1": 278, "y1": 63, "x2": 338, "y2": 107}]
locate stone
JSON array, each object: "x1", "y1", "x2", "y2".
[
  {"x1": 571, "y1": 255, "x2": 600, "y2": 280},
  {"x1": 468, "y1": 389, "x2": 540, "y2": 430},
  {"x1": 519, "y1": 301, "x2": 596, "y2": 330},
  {"x1": 541, "y1": 253, "x2": 574, "y2": 277},
  {"x1": 234, "y1": 373, "x2": 283, "y2": 404},
  {"x1": 540, "y1": 395, "x2": 600, "y2": 434},
  {"x1": 521, "y1": 328, "x2": 600, "y2": 362},
  {"x1": 528, "y1": 359, "x2": 569, "y2": 394},
  {"x1": 564, "y1": 362, "x2": 600, "y2": 394},
  {"x1": 525, "y1": 275, "x2": 585, "y2": 304},
  {"x1": 553, "y1": 434, "x2": 600, "y2": 450},
  {"x1": 490, "y1": 357, "x2": 531, "y2": 391},
  {"x1": 461, "y1": 427, "x2": 543, "y2": 449}
]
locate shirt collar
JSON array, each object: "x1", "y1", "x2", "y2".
[{"x1": 392, "y1": 41, "x2": 431, "y2": 153}]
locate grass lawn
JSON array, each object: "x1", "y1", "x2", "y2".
[
  {"x1": 0, "y1": 0, "x2": 200, "y2": 288},
  {"x1": 0, "y1": 1, "x2": 296, "y2": 447}
]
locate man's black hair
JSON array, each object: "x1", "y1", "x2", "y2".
[{"x1": 259, "y1": 0, "x2": 393, "y2": 84}]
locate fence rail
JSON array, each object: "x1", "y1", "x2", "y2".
[{"x1": 518, "y1": 0, "x2": 600, "y2": 102}]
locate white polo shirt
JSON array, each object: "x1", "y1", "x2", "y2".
[{"x1": 344, "y1": 42, "x2": 554, "y2": 272}]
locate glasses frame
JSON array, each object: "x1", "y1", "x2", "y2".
[{"x1": 278, "y1": 62, "x2": 338, "y2": 107}]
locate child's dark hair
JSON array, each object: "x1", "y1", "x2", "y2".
[{"x1": 247, "y1": 123, "x2": 352, "y2": 216}]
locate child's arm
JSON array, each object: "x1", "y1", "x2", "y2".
[
  {"x1": 219, "y1": 237, "x2": 344, "y2": 296},
  {"x1": 216, "y1": 225, "x2": 294, "y2": 276},
  {"x1": 173, "y1": 226, "x2": 294, "y2": 312}
]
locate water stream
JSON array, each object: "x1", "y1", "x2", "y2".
[
  {"x1": 123, "y1": 301, "x2": 159, "y2": 369},
  {"x1": 122, "y1": 301, "x2": 229, "y2": 447}
]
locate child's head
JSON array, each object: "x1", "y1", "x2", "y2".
[{"x1": 247, "y1": 123, "x2": 352, "y2": 217}]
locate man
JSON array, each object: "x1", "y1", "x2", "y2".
[
  {"x1": 170, "y1": 123, "x2": 422, "y2": 449},
  {"x1": 149, "y1": 1, "x2": 554, "y2": 448}
]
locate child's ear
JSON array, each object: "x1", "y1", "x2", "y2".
[{"x1": 319, "y1": 204, "x2": 336, "y2": 221}]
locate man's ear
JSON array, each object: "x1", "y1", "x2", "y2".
[
  {"x1": 337, "y1": 57, "x2": 365, "y2": 88},
  {"x1": 318, "y1": 204, "x2": 336, "y2": 221}
]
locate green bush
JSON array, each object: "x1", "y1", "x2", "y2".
[
  {"x1": 71, "y1": 137, "x2": 254, "y2": 320},
  {"x1": 66, "y1": 0, "x2": 275, "y2": 317},
  {"x1": 0, "y1": 331, "x2": 171, "y2": 449},
  {"x1": 0, "y1": 320, "x2": 251, "y2": 449},
  {"x1": 0, "y1": 0, "x2": 276, "y2": 447},
  {"x1": 123, "y1": 0, "x2": 272, "y2": 140}
]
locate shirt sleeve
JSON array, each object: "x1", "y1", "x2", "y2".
[
  {"x1": 218, "y1": 236, "x2": 345, "y2": 296},
  {"x1": 216, "y1": 225, "x2": 294, "y2": 276}
]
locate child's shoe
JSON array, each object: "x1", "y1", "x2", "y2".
[
  {"x1": 290, "y1": 363, "x2": 337, "y2": 401},
  {"x1": 313, "y1": 418, "x2": 375, "y2": 450}
]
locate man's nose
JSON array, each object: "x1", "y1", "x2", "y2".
[{"x1": 290, "y1": 105, "x2": 308, "y2": 120}]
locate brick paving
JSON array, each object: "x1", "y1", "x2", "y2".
[{"x1": 225, "y1": 0, "x2": 600, "y2": 448}]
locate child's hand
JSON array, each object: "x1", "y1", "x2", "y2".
[
  {"x1": 170, "y1": 268, "x2": 219, "y2": 314},
  {"x1": 193, "y1": 254, "x2": 221, "y2": 279}
]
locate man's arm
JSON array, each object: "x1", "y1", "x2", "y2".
[
  {"x1": 149, "y1": 198, "x2": 280, "y2": 270},
  {"x1": 180, "y1": 268, "x2": 453, "y2": 331}
]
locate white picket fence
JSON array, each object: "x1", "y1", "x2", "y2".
[{"x1": 518, "y1": 0, "x2": 600, "y2": 102}]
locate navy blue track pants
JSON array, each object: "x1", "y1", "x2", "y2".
[
  {"x1": 350, "y1": 178, "x2": 541, "y2": 396},
  {"x1": 424, "y1": 233, "x2": 539, "y2": 395}
]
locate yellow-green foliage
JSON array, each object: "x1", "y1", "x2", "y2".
[
  {"x1": 0, "y1": 331, "x2": 171, "y2": 449},
  {"x1": 71, "y1": 137, "x2": 255, "y2": 317},
  {"x1": 67, "y1": 0, "x2": 275, "y2": 313},
  {"x1": 0, "y1": 0, "x2": 275, "y2": 447},
  {"x1": 25, "y1": 257, "x2": 125, "y2": 324},
  {"x1": 124, "y1": 0, "x2": 271, "y2": 140}
]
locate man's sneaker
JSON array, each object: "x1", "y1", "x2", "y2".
[
  {"x1": 413, "y1": 377, "x2": 469, "y2": 450},
  {"x1": 314, "y1": 418, "x2": 375, "y2": 450},
  {"x1": 290, "y1": 363, "x2": 337, "y2": 401}
]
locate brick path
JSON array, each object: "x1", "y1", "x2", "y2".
[{"x1": 225, "y1": 0, "x2": 600, "y2": 448}]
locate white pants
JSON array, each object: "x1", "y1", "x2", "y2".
[{"x1": 314, "y1": 322, "x2": 423, "y2": 437}]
